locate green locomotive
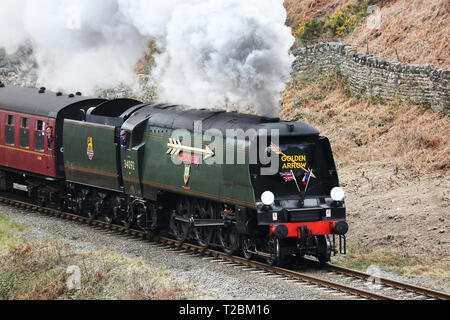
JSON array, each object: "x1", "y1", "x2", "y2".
[
  {"x1": 0, "y1": 84, "x2": 347, "y2": 265},
  {"x1": 63, "y1": 98, "x2": 348, "y2": 265}
]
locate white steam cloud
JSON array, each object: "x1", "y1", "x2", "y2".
[{"x1": 0, "y1": 0, "x2": 294, "y2": 116}]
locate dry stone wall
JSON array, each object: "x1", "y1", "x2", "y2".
[{"x1": 292, "y1": 42, "x2": 449, "y2": 112}]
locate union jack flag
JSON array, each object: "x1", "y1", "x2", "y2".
[{"x1": 280, "y1": 172, "x2": 295, "y2": 182}]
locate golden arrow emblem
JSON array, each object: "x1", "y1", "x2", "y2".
[
  {"x1": 167, "y1": 138, "x2": 215, "y2": 160},
  {"x1": 269, "y1": 143, "x2": 317, "y2": 179}
]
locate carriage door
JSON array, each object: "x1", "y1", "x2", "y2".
[
  {"x1": 34, "y1": 120, "x2": 47, "y2": 173},
  {"x1": 19, "y1": 117, "x2": 30, "y2": 150},
  {"x1": 34, "y1": 120, "x2": 45, "y2": 153},
  {"x1": 5, "y1": 115, "x2": 15, "y2": 147}
]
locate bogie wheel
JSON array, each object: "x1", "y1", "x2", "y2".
[
  {"x1": 135, "y1": 202, "x2": 150, "y2": 232},
  {"x1": 316, "y1": 235, "x2": 332, "y2": 264},
  {"x1": 69, "y1": 188, "x2": 83, "y2": 215},
  {"x1": 105, "y1": 197, "x2": 120, "y2": 225},
  {"x1": 241, "y1": 238, "x2": 254, "y2": 261},
  {"x1": 170, "y1": 198, "x2": 192, "y2": 242},
  {"x1": 192, "y1": 200, "x2": 214, "y2": 248},
  {"x1": 104, "y1": 212, "x2": 114, "y2": 225},
  {"x1": 101, "y1": 197, "x2": 115, "y2": 225},
  {"x1": 265, "y1": 238, "x2": 280, "y2": 266},
  {"x1": 219, "y1": 223, "x2": 240, "y2": 255},
  {"x1": 87, "y1": 209, "x2": 97, "y2": 220},
  {"x1": 121, "y1": 214, "x2": 132, "y2": 229},
  {"x1": 71, "y1": 191, "x2": 83, "y2": 215},
  {"x1": 80, "y1": 189, "x2": 95, "y2": 219},
  {"x1": 117, "y1": 197, "x2": 131, "y2": 228}
]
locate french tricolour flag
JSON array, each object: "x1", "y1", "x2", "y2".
[{"x1": 302, "y1": 170, "x2": 312, "y2": 186}]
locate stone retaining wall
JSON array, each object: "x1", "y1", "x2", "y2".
[{"x1": 292, "y1": 42, "x2": 449, "y2": 111}]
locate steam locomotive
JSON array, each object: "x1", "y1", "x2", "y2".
[{"x1": 0, "y1": 83, "x2": 348, "y2": 265}]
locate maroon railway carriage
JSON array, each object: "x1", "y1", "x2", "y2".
[{"x1": 0, "y1": 84, "x2": 105, "y2": 201}]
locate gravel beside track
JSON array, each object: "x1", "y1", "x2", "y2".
[{"x1": 0, "y1": 203, "x2": 355, "y2": 300}]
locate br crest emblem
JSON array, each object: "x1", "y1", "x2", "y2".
[
  {"x1": 184, "y1": 165, "x2": 191, "y2": 185},
  {"x1": 87, "y1": 137, "x2": 94, "y2": 160}
]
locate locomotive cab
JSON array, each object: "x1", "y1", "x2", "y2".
[{"x1": 247, "y1": 131, "x2": 348, "y2": 264}]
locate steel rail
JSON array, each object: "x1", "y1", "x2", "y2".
[
  {"x1": 1, "y1": 194, "x2": 442, "y2": 300},
  {"x1": 322, "y1": 261, "x2": 449, "y2": 300}
]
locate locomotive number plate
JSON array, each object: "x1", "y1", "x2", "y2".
[{"x1": 124, "y1": 160, "x2": 136, "y2": 171}]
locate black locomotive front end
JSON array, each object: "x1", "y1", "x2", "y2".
[{"x1": 248, "y1": 132, "x2": 348, "y2": 264}]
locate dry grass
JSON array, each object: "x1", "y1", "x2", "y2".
[
  {"x1": 347, "y1": 0, "x2": 449, "y2": 68},
  {"x1": 0, "y1": 216, "x2": 198, "y2": 300},
  {"x1": 280, "y1": 69, "x2": 449, "y2": 172},
  {"x1": 0, "y1": 215, "x2": 29, "y2": 254},
  {"x1": 333, "y1": 245, "x2": 450, "y2": 281},
  {"x1": 284, "y1": 0, "x2": 450, "y2": 68},
  {"x1": 284, "y1": 0, "x2": 354, "y2": 27},
  {"x1": 282, "y1": 70, "x2": 450, "y2": 289}
]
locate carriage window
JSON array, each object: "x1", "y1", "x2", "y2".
[
  {"x1": 6, "y1": 115, "x2": 14, "y2": 126},
  {"x1": 36, "y1": 120, "x2": 45, "y2": 131},
  {"x1": 35, "y1": 120, "x2": 45, "y2": 152},
  {"x1": 20, "y1": 117, "x2": 30, "y2": 149},
  {"x1": 5, "y1": 115, "x2": 15, "y2": 145},
  {"x1": 21, "y1": 117, "x2": 30, "y2": 129}
]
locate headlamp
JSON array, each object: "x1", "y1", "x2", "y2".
[
  {"x1": 261, "y1": 191, "x2": 275, "y2": 206},
  {"x1": 330, "y1": 187, "x2": 345, "y2": 202}
]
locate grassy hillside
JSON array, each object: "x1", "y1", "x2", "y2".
[
  {"x1": 348, "y1": 0, "x2": 449, "y2": 68},
  {"x1": 281, "y1": 70, "x2": 449, "y2": 172},
  {"x1": 285, "y1": 0, "x2": 354, "y2": 28},
  {"x1": 280, "y1": 69, "x2": 449, "y2": 289},
  {"x1": 285, "y1": 0, "x2": 449, "y2": 68}
]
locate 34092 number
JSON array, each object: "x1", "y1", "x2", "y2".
[{"x1": 124, "y1": 160, "x2": 136, "y2": 171}]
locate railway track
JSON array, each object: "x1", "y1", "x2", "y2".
[
  {"x1": 1, "y1": 194, "x2": 448, "y2": 301},
  {"x1": 320, "y1": 261, "x2": 449, "y2": 300}
]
